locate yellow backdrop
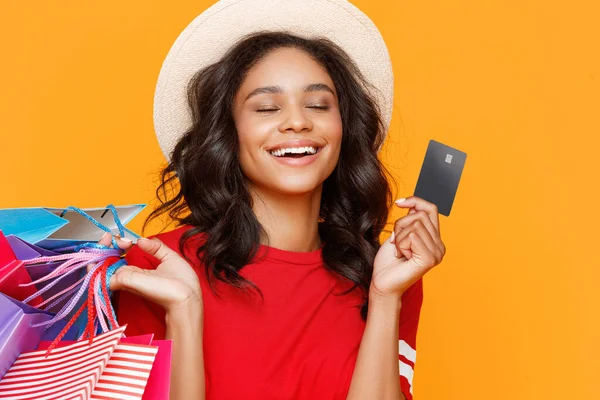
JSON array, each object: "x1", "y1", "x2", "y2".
[{"x1": 1, "y1": 1, "x2": 598, "y2": 399}]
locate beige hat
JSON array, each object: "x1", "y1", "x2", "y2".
[{"x1": 153, "y1": 0, "x2": 394, "y2": 160}]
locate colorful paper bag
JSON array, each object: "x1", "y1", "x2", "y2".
[
  {"x1": 0, "y1": 325, "x2": 127, "y2": 399},
  {"x1": 38, "y1": 335, "x2": 172, "y2": 400},
  {"x1": 0, "y1": 204, "x2": 145, "y2": 250},
  {"x1": 0, "y1": 232, "x2": 42, "y2": 306},
  {"x1": 0, "y1": 293, "x2": 79, "y2": 380},
  {"x1": 141, "y1": 339, "x2": 172, "y2": 400},
  {"x1": 5, "y1": 234, "x2": 85, "y2": 312}
]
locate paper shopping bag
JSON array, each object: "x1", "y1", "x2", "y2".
[
  {"x1": 0, "y1": 325, "x2": 126, "y2": 399},
  {"x1": 38, "y1": 335, "x2": 172, "y2": 400},
  {"x1": 0, "y1": 293, "x2": 80, "y2": 380},
  {"x1": 5, "y1": 234, "x2": 58, "y2": 259},
  {"x1": 0, "y1": 232, "x2": 42, "y2": 306},
  {"x1": 0, "y1": 209, "x2": 67, "y2": 245},
  {"x1": 5, "y1": 234, "x2": 85, "y2": 312},
  {"x1": 90, "y1": 341, "x2": 159, "y2": 400},
  {"x1": 141, "y1": 339, "x2": 172, "y2": 400},
  {"x1": 0, "y1": 204, "x2": 145, "y2": 250}
]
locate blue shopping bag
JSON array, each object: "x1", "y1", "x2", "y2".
[{"x1": 0, "y1": 204, "x2": 145, "y2": 250}]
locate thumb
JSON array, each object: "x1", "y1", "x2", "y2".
[{"x1": 136, "y1": 237, "x2": 181, "y2": 263}]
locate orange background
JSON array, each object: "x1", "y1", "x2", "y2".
[{"x1": 1, "y1": 1, "x2": 599, "y2": 399}]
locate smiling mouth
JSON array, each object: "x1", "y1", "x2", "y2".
[{"x1": 268, "y1": 146, "x2": 322, "y2": 158}]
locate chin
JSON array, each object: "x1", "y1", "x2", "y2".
[{"x1": 270, "y1": 175, "x2": 325, "y2": 196}]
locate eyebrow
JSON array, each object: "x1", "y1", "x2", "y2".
[{"x1": 244, "y1": 83, "x2": 335, "y2": 102}]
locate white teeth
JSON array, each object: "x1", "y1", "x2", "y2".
[{"x1": 270, "y1": 146, "x2": 318, "y2": 157}]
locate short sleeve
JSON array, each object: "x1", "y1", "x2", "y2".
[
  {"x1": 114, "y1": 242, "x2": 167, "y2": 339},
  {"x1": 398, "y1": 278, "x2": 423, "y2": 400}
]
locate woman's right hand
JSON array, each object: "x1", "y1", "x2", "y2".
[{"x1": 98, "y1": 234, "x2": 203, "y2": 314}]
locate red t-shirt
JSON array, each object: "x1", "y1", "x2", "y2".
[{"x1": 116, "y1": 225, "x2": 422, "y2": 400}]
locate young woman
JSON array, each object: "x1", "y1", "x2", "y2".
[{"x1": 106, "y1": 1, "x2": 446, "y2": 399}]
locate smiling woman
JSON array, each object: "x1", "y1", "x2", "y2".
[
  {"x1": 109, "y1": 1, "x2": 444, "y2": 400},
  {"x1": 234, "y1": 48, "x2": 343, "y2": 196}
]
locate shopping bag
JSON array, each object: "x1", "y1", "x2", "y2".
[
  {"x1": 0, "y1": 293, "x2": 79, "y2": 380},
  {"x1": 2, "y1": 204, "x2": 138, "y2": 353},
  {"x1": 37, "y1": 336, "x2": 173, "y2": 400},
  {"x1": 5, "y1": 234, "x2": 85, "y2": 312},
  {"x1": 0, "y1": 325, "x2": 127, "y2": 400},
  {"x1": 0, "y1": 205, "x2": 168, "y2": 398},
  {"x1": 0, "y1": 231, "x2": 42, "y2": 306},
  {"x1": 39, "y1": 332, "x2": 163, "y2": 400},
  {"x1": 141, "y1": 339, "x2": 172, "y2": 400},
  {"x1": 0, "y1": 204, "x2": 145, "y2": 250},
  {"x1": 90, "y1": 341, "x2": 159, "y2": 400}
]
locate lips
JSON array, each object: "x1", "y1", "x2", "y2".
[
  {"x1": 266, "y1": 139, "x2": 324, "y2": 152},
  {"x1": 267, "y1": 144, "x2": 324, "y2": 167}
]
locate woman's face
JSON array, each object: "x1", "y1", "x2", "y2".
[{"x1": 232, "y1": 47, "x2": 343, "y2": 197}]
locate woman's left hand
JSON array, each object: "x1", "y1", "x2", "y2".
[{"x1": 370, "y1": 196, "x2": 446, "y2": 300}]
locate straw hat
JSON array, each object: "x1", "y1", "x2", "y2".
[{"x1": 153, "y1": 0, "x2": 394, "y2": 160}]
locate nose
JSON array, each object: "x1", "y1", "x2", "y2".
[{"x1": 278, "y1": 105, "x2": 313, "y2": 134}]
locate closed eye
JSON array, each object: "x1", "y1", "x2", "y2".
[{"x1": 255, "y1": 105, "x2": 330, "y2": 113}]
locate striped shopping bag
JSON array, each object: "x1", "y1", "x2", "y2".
[
  {"x1": 0, "y1": 325, "x2": 159, "y2": 400},
  {"x1": 0, "y1": 326, "x2": 126, "y2": 399},
  {"x1": 90, "y1": 342, "x2": 158, "y2": 399}
]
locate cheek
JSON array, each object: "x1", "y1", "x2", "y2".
[
  {"x1": 237, "y1": 132, "x2": 258, "y2": 178},
  {"x1": 235, "y1": 124, "x2": 271, "y2": 179},
  {"x1": 325, "y1": 116, "x2": 343, "y2": 156}
]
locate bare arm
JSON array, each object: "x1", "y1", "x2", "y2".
[
  {"x1": 105, "y1": 236, "x2": 207, "y2": 400},
  {"x1": 346, "y1": 294, "x2": 405, "y2": 400},
  {"x1": 353, "y1": 196, "x2": 446, "y2": 399},
  {"x1": 165, "y1": 298, "x2": 205, "y2": 400}
]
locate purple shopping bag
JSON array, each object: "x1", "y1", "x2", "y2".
[
  {"x1": 0, "y1": 293, "x2": 79, "y2": 380},
  {"x1": 5, "y1": 235, "x2": 85, "y2": 312}
]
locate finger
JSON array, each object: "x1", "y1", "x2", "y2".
[
  {"x1": 114, "y1": 236, "x2": 134, "y2": 250},
  {"x1": 394, "y1": 220, "x2": 439, "y2": 260},
  {"x1": 395, "y1": 196, "x2": 440, "y2": 231},
  {"x1": 97, "y1": 232, "x2": 134, "y2": 250},
  {"x1": 136, "y1": 238, "x2": 180, "y2": 263},
  {"x1": 109, "y1": 265, "x2": 193, "y2": 309},
  {"x1": 411, "y1": 220, "x2": 442, "y2": 260},
  {"x1": 393, "y1": 211, "x2": 443, "y2": 249},
  {"x1": 98, "y1": 232, "x2": 112, "y2": 247},
  {"x1": 109, "y1": 265, "x2": 146, "y2": 292},
  {"x1": 396, "y1": 228, "x2": 437, "y2": 269},
  {"x1": 394, "y1": 225, "x2": 413, "y2": 259}
]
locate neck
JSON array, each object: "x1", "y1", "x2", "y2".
[{"x1": 248, "y1": 184, "x2": 323, "y2": 252}]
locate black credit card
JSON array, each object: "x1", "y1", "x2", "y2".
[{"x1": 414, "y1": 140, "x2": 467, "y2": 216}]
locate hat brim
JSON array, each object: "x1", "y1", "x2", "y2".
[{"x1": 154, "y1": 0, "x2": 394, "y2": 160}]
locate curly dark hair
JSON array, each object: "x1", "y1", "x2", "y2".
[{"x1": 144, "y1": 31, "x2": 393, "y2": 319}]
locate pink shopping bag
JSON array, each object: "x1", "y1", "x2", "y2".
[{"x1": 0, "y1": 232, "x2": 42, "y2": 306}]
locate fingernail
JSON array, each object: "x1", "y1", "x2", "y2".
[
  {"x1": 101, "y1": 232, "x2": 109, "y2": 239},
  {"x1": 120, "y1": 237, "x2": 132, "y2": 243},
  {"x1": 138, "y1": 237, "x2": 149, "y2": 242},
  {"x1": 394, "y1": 247, "x2": 398, "y2": 257},
  {"x1": 390, "y1": 230, "x2": 395, "y2": 243},
  {"x1": 395, "y1": 198, "x2": 406, "y2": 205}
]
